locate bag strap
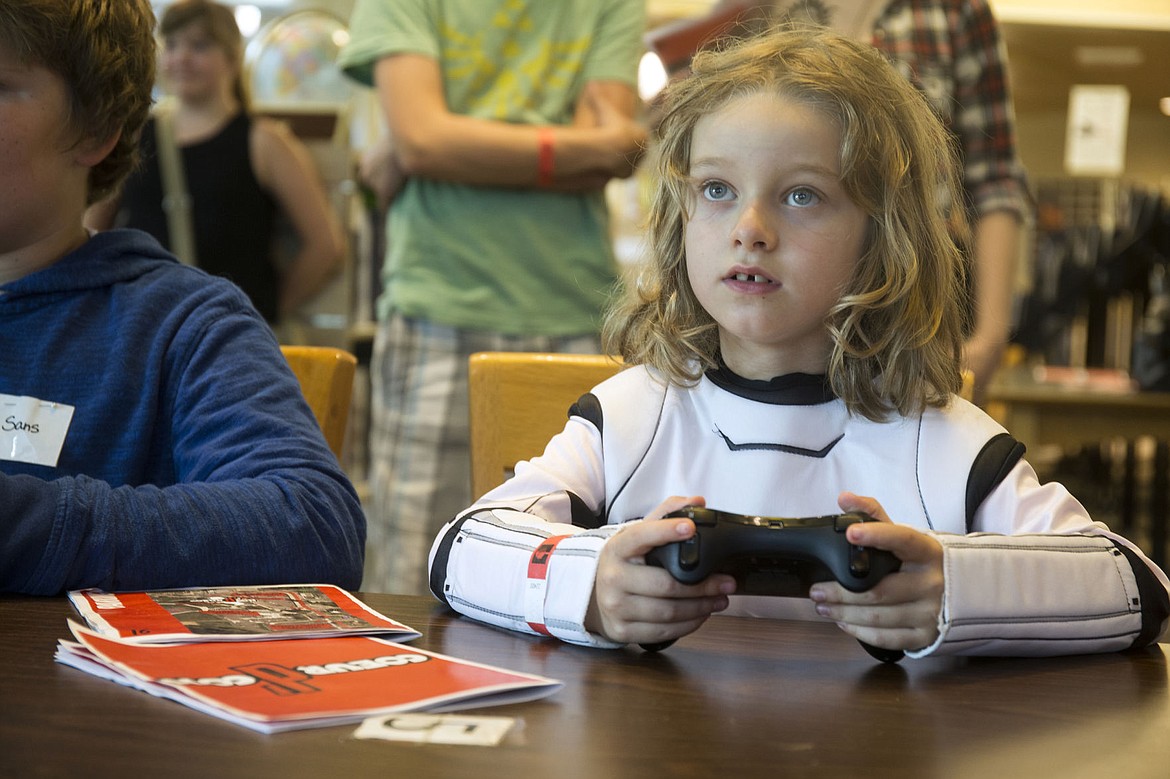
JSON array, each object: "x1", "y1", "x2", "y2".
[{"x1": 154, "y1": 99, "x2": 197, "y2": 266}]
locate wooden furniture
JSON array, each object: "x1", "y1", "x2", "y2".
[
  {"x1": 3, "y1": 592, "x2": 1169, "y2": 778},
  {"x1": 960, "y1": 368, "x2": 974, "y2": 402},
  {"x1": 280, "y1": 345, "x2": 357, "y2": 459},
  {"x1": 468, "y1": 352, "x2": 622, "y2": 498},
  {"x1": 986, "y1": 365, "x2": 1170, "y2": 567},
  {"x1": 986, "y1": 365, "x2": 1170, "y2": 454}
]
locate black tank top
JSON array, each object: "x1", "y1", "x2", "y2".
[{"x1": 118, "y1": 112, "x2": 280, "y2": 321}]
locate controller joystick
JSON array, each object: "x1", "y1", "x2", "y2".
[{"x1": 643, "y1": 506, "x2": 904, "y2": 662}]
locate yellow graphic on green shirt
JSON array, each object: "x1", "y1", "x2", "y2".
[{"x1": 439, "y1": 1, "x2": 591, "y2": 121}]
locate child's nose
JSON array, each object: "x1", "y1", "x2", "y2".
[{"x1": 731, "y1": 203, "x2": 777, "y2": 251}]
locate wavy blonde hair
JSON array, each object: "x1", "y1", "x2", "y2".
[{"x1": 603, "y1": 26, "x2": 968, "y2": 421}]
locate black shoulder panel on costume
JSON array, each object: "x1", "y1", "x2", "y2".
[
  {"x1": 568, "y1": 394, "x2": 607, "y2": 525},
  {"x1": 965, "y1": 432, "x2": 1026, "y2": 532},
  {"x1": 1114, "y1": 543, "x2": 1170, "y2": 649},
  {"x1": 569, "y1": 392, "x2": 603, "y2": 434},
  {"x1": 428, "y1": 516, "x2": 469, "y2": 606},
  {"x1": 569, "y1": 491, "x2": 605, "y2": 530}
]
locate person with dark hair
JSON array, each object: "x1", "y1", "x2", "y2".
[
  {"x1": 0, "y1": 0, "x2": 365, "y2": 595},
  {"x1": 87, "y1": 0, "x2": 344, "y2": 325}
]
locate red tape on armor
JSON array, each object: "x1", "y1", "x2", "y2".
[{"x1": 525, "y1": 535, "x2": 570, "y2": 635}]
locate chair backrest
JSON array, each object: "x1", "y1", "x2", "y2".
[
  {"x1": 468, "y1": 352, "x2": 623, "y2": 499},
  {"x1": 280, "y1": 345, "x2": 357, "y2": 459},
  {"x1": 961, "y1": 369, "x2": 975, "y2": 403}
]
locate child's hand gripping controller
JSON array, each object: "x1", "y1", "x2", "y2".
[{"x1": 644, "y1": 506, "x2": 905, "y2": 662}]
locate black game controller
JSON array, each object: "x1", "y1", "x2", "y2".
[{"x1": 644, "y1": 506, "x2": 904, "y2": 662}]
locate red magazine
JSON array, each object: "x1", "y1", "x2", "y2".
[
  {"x1": 68, "y1": 585, "x2": 420, "y2": 644},
  {"x1": 55, "y1": 624, "x2": 562, "y2": 733}
]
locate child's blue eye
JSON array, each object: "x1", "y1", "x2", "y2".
[
  {"x1": 785, "y1": 188, "x2": 820, "y2": 207},
  {"x1": 701, "y1": 181, "x2": 733, "y2": 201}
]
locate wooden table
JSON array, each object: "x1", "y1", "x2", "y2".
[{"x1": 3, "y1": 592, "x2": 1169, "y2": 778}]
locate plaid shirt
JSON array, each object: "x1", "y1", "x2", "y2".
[
  {"x1": 775, "y1": 0, "x2": 1031, "y2": 221},
  {"x1": 871, "y1": 0, "x2": 1031, "y2": 221}
]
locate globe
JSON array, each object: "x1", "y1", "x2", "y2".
[{"x1": 244, "y1": 9, "x2": 353, "y2": 107}]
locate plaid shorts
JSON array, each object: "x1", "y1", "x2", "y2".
[{"x1": 364, "y1": 313, "x2": 600, "y2": 595}]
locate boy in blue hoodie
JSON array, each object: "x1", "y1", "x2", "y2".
[{"x1": 0, "y1": 0, "x2": 365, "y2": 594}]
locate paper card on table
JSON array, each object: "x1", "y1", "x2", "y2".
[
  {"x1": 56, "y1": 624, "x2": 562, "y2": 734},
  {"x1": 354, "y1": 713, "x2": 518, "y2": 746},
  {"x1": 67, "y1": 585, "x2": 420, "y2": 644}
]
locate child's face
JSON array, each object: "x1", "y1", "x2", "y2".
[
  {"x1": 0, "y1": 44, "x2": 88, "y2": 264},
  {"x1": 683, "y1": 90, "x2": 868, "y2": 379},
  {"x1": 161, "y1": 24, "x2": 237, "y2": 103}
]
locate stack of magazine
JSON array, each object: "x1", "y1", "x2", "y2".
[{"x1": 57, "y1": 584, "x2": 561, "y2": 733}]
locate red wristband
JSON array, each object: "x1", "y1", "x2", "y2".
[
  {"x1": 537, "y1": 127, "x2": 555, "y2": 188},
  {"x1": 525, "y1": 534, "x2": 569, "y2": 636}
]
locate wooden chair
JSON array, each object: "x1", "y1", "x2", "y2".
[
  {"x1": 468, "y1": 352, "x2": 623, "y2": 499},
  {"x1": 961, "y1": 369, "x2": 975, "y2": 402},
  {"x1": 280, "y1": 345, "x2": 358, "y2": 459}
]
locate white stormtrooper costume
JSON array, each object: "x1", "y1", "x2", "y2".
[{"x1": 429, "y1": 366, "x2": 1170, "y2": 657}]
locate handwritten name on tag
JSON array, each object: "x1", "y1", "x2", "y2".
[{"x1": 0, "y1": 394, "x2": 75, "y2": 467}]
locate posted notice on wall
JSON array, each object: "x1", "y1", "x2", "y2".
[{"x1": 1064, "y1": 85, "x2": 1130, "y2": 176}]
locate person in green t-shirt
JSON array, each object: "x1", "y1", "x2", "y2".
[{"x1": 339, "y1": 0, "x2": 647, "y2": 595}]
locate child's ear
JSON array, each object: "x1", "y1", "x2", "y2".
[{"x1": 74, "y1": 130, "x2": 122, "y2": 168}]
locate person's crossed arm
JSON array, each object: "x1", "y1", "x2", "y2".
[{"x1": 370, "y1": 53, "x2": 645, "y2": 193}]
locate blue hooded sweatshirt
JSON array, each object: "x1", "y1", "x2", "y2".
[{"x1": 0, "y1": 230, "x2": 365, "y2": 594}]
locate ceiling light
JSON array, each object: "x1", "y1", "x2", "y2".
[
  {"x1": 1074, "y1": 46, "x2": 1145, "y2": 68},
  {"x1": 638, "y1": 52, "x2": 668, "y2": 103},
  {"x1": 233, "y1": 5, "x2": 262, "y2": 38}
]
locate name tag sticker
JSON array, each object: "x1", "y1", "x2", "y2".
[{"x1": 0, "y1": 394, "x2": 75, "y2": 467}]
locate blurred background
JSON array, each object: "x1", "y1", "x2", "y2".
[
  {"x1": 191, "y1": 0, "x2": 1170, "y2": 359},
  {"x1": 151, "y1": 0, "x2": 1170, "y2": 547}
]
